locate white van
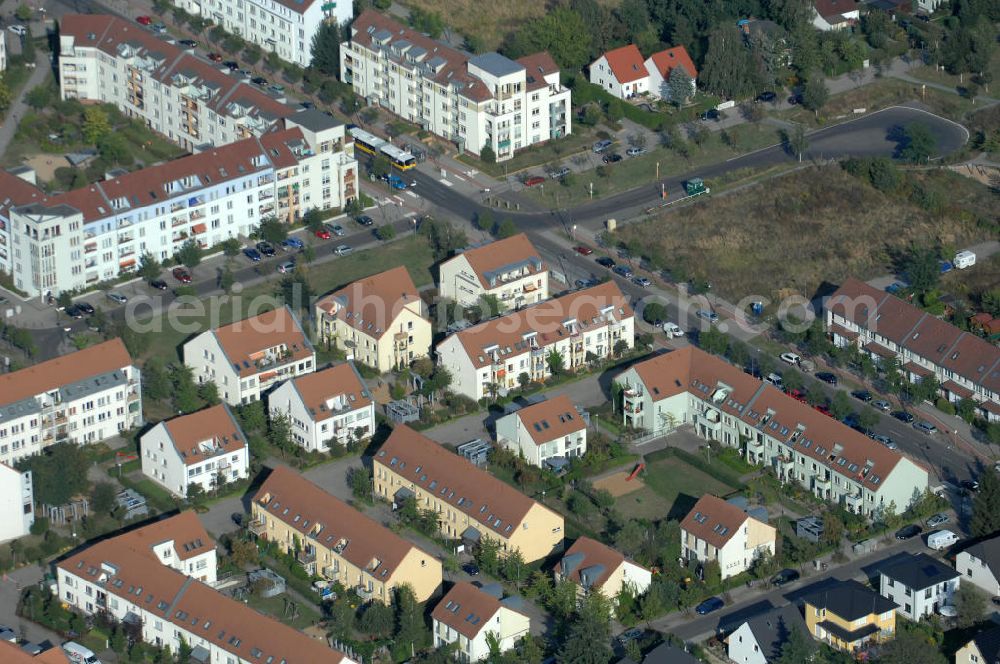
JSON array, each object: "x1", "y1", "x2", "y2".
[
  {"x1": 62, "y1": 642, "x2": 101, "y2": 664},
  {"x1": 954, "y1": 250, "x2": 976, "y2": 269},
  {"x1": 927, "y1": 529, "x2": 959, "y2": 551}
]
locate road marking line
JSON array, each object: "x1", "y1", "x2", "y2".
[
  {"x1": 405, "y1": 191, "x2": 418, "y2": 199},
  {"x1": 439, "y1": 178, "x2": 453, "y2": 187}
]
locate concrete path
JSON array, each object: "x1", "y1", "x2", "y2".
[{"x1": 0, "y1": 48, "x2": 51, "y2": 157}]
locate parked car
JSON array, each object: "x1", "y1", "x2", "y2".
[
  {"x1": 172, "y1": 267, "x2": 192, "y2": 283},
  {"x1": 756, "y1": 91, "x2": 777, "y2": 103},
  {"x1": 150, "y1": 279, "x2": 168, "y2": 290},
  {"x1": 106, "y1": 292, "x2": 128, "y2": 305},
  {"x1": 626, "y1": 147, "x2": 646, "y2": 156},
  {"x1": 151, "y1": 23, "x2": 167, "y2": 33},
  {"x1": 961, "y1": 479, "x2": 979, "y2": 493},
  {"x1": 872, "y1": 400, "x2": 891, "y2": 412},
  {"x1": 8, "y1": 25, "x2": 28, "y2": 36},
  {"x1": 927, "y1": 530, "x2": 959, "y2": 551},
  {"x1": 701, "y1": 109, "x2": 719, "y2": 121},
  {"x1": 223, "y1": 60, "x2": 239, "y2": 70},
  {"x1": 523, "y1": 175, "x2": 546, "y2": 187},
  {"x1": 207, "y1": 53, "x2": 223, "y2": 62},
  {"x1": 771, "y1": 568, "x2": 800, "y2": 587},
  {"x1": 64, "y1": 304, "x2": 84, "y2": 319},
  {"x1": 851, "y1": 390, "x2": 873, "y2": 402},
  {"x1": 462, "y1": 563, "x2": 479, "y2": 576},
  {"x1": 696, "y1": 309, "x2": 720, "y2": 324},
  {"x1": 873, "y1": 434, "x2": 897, "y2": 450},
  {"x1": 334, "y1": 244, "x2": 353, "y2": 256},
  {"x1": 276, "y1": 261, "x2": 296, "y2": 274},
  {"x1": 387, "y1": 174, "x2": 408, "y2": 190},
  {"x1": 596, "y1": 256, "x2": 616, "y2": 269},
  {"x1": 926, "y1": 513, "x2": 950, "y2": 528},
  {"x1": 696, "y1": 597, "x2": 724, "y2": 615},
  {"x1": 617, "y1": 628, "x2": 644, "y2": 645},
  {"x1": 269, "y1": 84, "x2": 285, "y2": 94},
  {"x1": 575, "y1": 279, "x2": 598, "y2": 289},
  {"x1": 255, "y1": 241, "x2": 276, "y2": 256},
  {"x1": 914, "y1": 421, "x2": 938, "y2": 434},
  {"x1": 550, "y1": 166, "x2": 571, "y2": 179},
  {"x1": 780, "y1": 352, "x2": 801, "y2": 366},
  {"x1": 314, "y1": 228, "x2": 331, "y2": 239},
  {"x1": 355, "y1": 215, "x2": 374, "y2": 226},
  {"x1": 613, "y1": 265, "x2": 633, "y2": 278},
  {"x1": 179, "y1": 39, "x2": 199, "y2": 48},
  {"x1": 243, "y1": 248, "x2": 262, "y2": 262},
  {"x1": 592, "y1": 139, "x2": 613, "y2": 153},
  {"x1": 815, "y1": 371, "x2": 838, "y2": 385},
  {"x1": 633, "y1": 276, "x2": 652, "y2": 287},
  {"x1": 787, "y1": 94, "x2": 803, "y2": 105},
  {"x1": 136, "y1": 15, "x2": 152, "y2": 25},
  {"x1": 663, "y1": 322, "x2": 685, "y2": 338},
  {"x1": 602, "y1": 153, "x2": 623, "y2": 164},
  {"x1": 574, "y1": 245, "x2": 593, "y2": 256},
  {"x1": 765, "y1": 372, "x2": 784, "y2": 387},
  {"x1": 326, "y1": 223, "x2": 346, "y2": 236},
  {"x1": 76, "y1": 302, "x2": 95, "y2": 315},
  {"x1": 892, "y1": 410, "x2": 915, "y2": 424},
  {"x1": 281, "y1": 237, "x2": 304, "y2": 251},
  {"x1": 895, "y1": 524, "x2": 922, "y2": 540},
  {"x1": 251, "y1": 76, "x2": 268, "y2": 86}
]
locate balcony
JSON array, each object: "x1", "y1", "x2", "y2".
[
  {"x1": 355, "y1": 585, "x2": 374, "y2": 601},
  {"x1": 189, "y1": 209, "x2": 206, "y2": 221},
  {"x1": 246, "y1": 519, "x2": 266, "y2": 537},
  {"x1": 296, "y1": 548, "x2": 316, "y2": 567},
  {"x1": 170, "y1": 202, "x2": 187, "y2": 213},
  {"x1": 844, "y1": 493, "x2": 863, "y2": 512},
  {"x1": 814, "y1": 476, "x2": 832, "y2": 492},
  {"x1": 118, "y1": 235, "x2": 134, "y2": 245}
]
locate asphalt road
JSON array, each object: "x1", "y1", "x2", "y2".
[{"x1": 408, "y1": 105, "x2": 968, "y2": 231}]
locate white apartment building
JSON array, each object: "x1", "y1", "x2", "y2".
[
  {"x1": 438, "y1": 233, "x2": 548, "y2": 309},
  {"x1": 341, "y1": 10, "x2": 571, "y2": 161},
  {"x1": 825, "y1": 278, "x2": 1000, "y2": 422},
  {"x1": 0, "y1": 338, "x2": 141, "y2": 468},
  {"x1": 0, "y1": 117, "x2": 356, "y2": 296},
  {"x1": 879, "y1": 553, "x2": 960, "y2": 620},
  {"x1": 183, "y1": 306, "x2": 316, "y2": 406},
  {"x1": 956, "y1": 536, "x2": 1000, "y2": 597},
  {"x1": 57, "y1": 513, "x2": 355, "y2": 664},
  {"x1": 614, "y1": 347, "x2": 931, "y2": 516},
  {"x1": 0, "y1": 463, "x2": 33, "y2": 544},
  {"x1": 59, "y1": 14, "x2": 297, "y2": 151},
  {"x1": 437, "y1": 282, "x2": 634, "y2": 400},
  {"x1": 554, "y1": 536, "x2": 651, "y2": 601},
  {"x1": 495, "y1": 394, "x2": 587, "y2": 469},
  {"x1": 679, "y1": 494, "x2": 776, "y2": 580},
  {"x1": 431, "y1": 582, "x2": 530, "y2": 662},
  {"x1": 267, "y1": 362, "x2": 375, "y2": 452},
  {"x1": 172, "y1": 0, "x2": 351, "y2": 68},
  {"x1": 140, "y1": 404, "x2": 250, "y2": 498}
]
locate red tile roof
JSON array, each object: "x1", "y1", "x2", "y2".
[
  {"x1": 432, "y1": 582, "x2": 523, "y2": 639},
  {"x1": 559, "y1": 536, "x2": 633, "y2": 592},
  {"x1": 0, "y1": 338, "x2": 134, "y2": 408},
  {"x1": 283, "y1": 362, "x2": 372, "y2": 422},
  {"x1": 0, "y1": 641, "x2": 71, "y2": 664},
  {"x1": 647, "y1": 45, "x2": 698, "y2": 80},
  {"x1": 451, "y1": 281, "x2": 633, "y2": 370},
  {"x1": 115, "y1": 511, "x2": 215, "y2": 561},
  {"x1": 601, "y1": 44, "x2": 647, "y2": 85},
  {"x1": 814, "y1": 0, "x2": 859, "y2": 20},
  {"x1": 160, "y1": 404, "x2": 246, "y2": 467},
  {"x1": 209, "y1": 306, "x2": 314, "y2": 378},
  {"x1": 513, "y1": 394, "x2": 586, "y2": 445},
  {"x1": 445, "y1": 233, "x2": 546, "y2": 290},
  {"x1": 315, "y1": 266, "x2": 423, "y2": 340},
  {"x1": 517, "y1": 52, "x2": 560, "y2": 91},
  {"x1": 680, "y1": 495, "x2": 749, "y2": 549}
]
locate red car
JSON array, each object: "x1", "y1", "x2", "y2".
[
  {"x1": 314, "y1": 228, "x2": 331, "y2": 239},
  {"x1": 787, "y1": 389, "x2": 807, "y2": 403},
  {"x1": 523, "y1": 176, "x2": 545, "y2": 187},
  {"x1": 136, "y1": 15, "x2": 152, "y2": 25},
  {"x1": 814, "y1": 404, "x2": 833, "y2": 417},
  {"x1": 172, "y1": 267, "x2": 192, "y2": 283},
  {"x1": 208, "y1": 53, "x2": 223, "y2": 63},
  {"x1": 574, "y1": 246, "x2": 593, "y2": 256}
]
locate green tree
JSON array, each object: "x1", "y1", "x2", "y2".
[
  {"x1": 556, "y1": 591, "x2": 612, "y2": 664},
  {"x1": 310, "y1": 21, "x2": 342, "y2": 77},
  {"x1": 143, "y1": 357, "x2": 171, "y2": 401},
  {"x1": 643, "y1": 302, "x2": 668, "y2": 325},
  {"x1": 408, "y1": 8, "x2": 445, "y2": 38},
  {"x1": 502, "y1": 548, "x2": 527, "y2": 586},
  {"x1": 268, "y1": 412, "x2": 293, "y2": 451},
  {"x1": 479, "y1": 293, "x2": 502, "y2": 318},
  {"x1": 393, "y1": 584, "x2": 427, "y2": 650},
  {"x1": 25, "y1": 84, "x2": 54, "y2": 110},
  {"x1": 375, "y1": 224, "x2": 396, "y2": 241},
  {"x1": 371, "y1": 155, "x2": 391, "y2": 179},
  {"x1": 786, "y1": 125, "x2": 809, "y2": 161},
  {"x1": 475, "y1": 209, "x2": 495, "y2": 232},
  {"x1": 348, "y1": 466, "x2": 371, "y2": 503},
  {"x1": 138, "y1": 252, "x2": 161, "y2": 281},
  {"x1": 495, "y1": 219, "x2": 518, "y2": 239},
  {"x1": 82, "y1": 107, "x2": 112, "y2": 144},
  {"x1": 667, "y1": 65, "x2": 694, "y2": 106},
  {"x1": 903, "y1": 245, "x2": 940, "y2": 297},
  {"x1": 198, "y1": 381, "x2": 220, "y2": 405},
  {"x1": 546, "y1": 349, "x2": 565, "y2": 375},
  {"x1": 257, "y1": 216, "x2": 288, "y2": 243},
  {"x1": 91, "y1": 481, "x2": 117, "y2": 515},
  {"x1": 606, "y1": 99, "x2": 624, "y2": 123},
  {"x1": 700, "y1": 25, "x2": 763, "y2": 99},
  {"x1": 221, "y1": 238, "x2": 241, "y2": 259},
  {"x1": 876, "y1": 629, "x2": 947, "y2": 664},
  {"x1": 801, "y1": 77, "x2": 829, "y2": 113},
  {"x1": 857, "y1": 406, "x2": 879, "y2": 432},
  {"x1": 954, "y1": 583, "x2": 988, "y2": 628},
  {"x1": 15, "y1": 4, "x2": 32, "y2": 22},
  {"x1": 777, "y1": 624, "x2": 817, "y2": 664},
  {"x1": 175, "y1": 240, "x2": 203, "y2": 269},
  {"x1": 699, "y1": 326, "x2": 729, "y2": 356},
  {"x1": 971, "y1": 469, "x2": 1000, "y2": 537},
  {"x1": 219, "y1": 266, "x2": 236, "y2": 293},
  {"x1": 503, "y1": 7, "x2": 591, "y2": 70},
  {"x1": 830, "y1": 390, "x2": 853, "y2": 421},
  {"x1": 480, "y1": 144, "x2": 496, "y2": 163},
  {"x1": 171, "y1": 364, "x2": 202, "y2": 413},
  {"x1": 899, "y1": 122, "x2": 937, "y2": 163},
  {"x1": 0, "y1": 79, "x2": 12, "y2": 114}
]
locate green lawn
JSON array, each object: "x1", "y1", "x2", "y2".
[
  {"x1": 640, "y1": 456, "x2": 736, "y2": 520},
  {"x1": 457, "y1": 130, "x2": 599, "y2": 178},
  {"x1": 244, "y1": 592, "x2": 322, "y2": 630},
  {"x1": 521, "y1": 124, "x2": 781, "y2": 208}
]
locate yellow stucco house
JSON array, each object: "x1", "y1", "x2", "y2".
[
  {"x1": 314, "y1": 266, "x2": 431, "y2": 373},
  {"x1": 373, "y1": 425, "x2": 565, "y2": 563},
  {"x1": 802, "y1": 580, "x2": 897, "y2": 653},
  {"x1": 250, "y1": 466, "x2": 442, "y2": 603},
  {"x1": 956, "y1": 626, "x2": 1000, "y2": 664}
]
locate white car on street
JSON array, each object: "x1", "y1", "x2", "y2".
[
  {"x1": 780, "y1": 352, "x2": 801, "y2": 366},
  {"x1": 663, "y1": 322, "x2": 684, "y2": 338}
]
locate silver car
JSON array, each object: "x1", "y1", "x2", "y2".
[
  {"x1": 926, "y1": 513, "x2": 950, "y2": 528},
  {"x1": 334, "y1": 244, "x2": 352, "y2": 256},
  {"x1": 106, "y1": 292, "x2": 128, "y2": 304}
]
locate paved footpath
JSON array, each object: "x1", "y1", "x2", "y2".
[{"x1": 0, "y1": 48, "x2": 51, "y2": 157}]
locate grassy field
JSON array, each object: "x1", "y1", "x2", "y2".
[
  {"x1": 135, "y1": 234, "x2": 436, "y2": 365},
  {"x1": 244, "y1": 592, "x2": 322, "y2": 630},
  {"x1": 632, "y1": 456, "x2": 736, "y2": 521},
  {"x1": 613, "y1": 165, "x2": 996, "y2": 303},
  {"x1": 909, "y1": 49, "x2": 1000, "y2": 95},
  {"x1": 521, "y1": 123, "x2": 782, "y2": 208},
  {"x1": 457, "y1": 129, "x2": 599, "y2": 178}
]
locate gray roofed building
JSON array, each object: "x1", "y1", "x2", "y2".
[
  {"x1": 615, "y1": 642, "x2": 701, "y2": 664},
  {"x1": 468, "y1": 52, "x2": 525, "y2": 77},
  {"x1": 879, "y1": 552, "x2": 960, "y2": 620},
  {"x1": 880, "y1": 553, "x2": 959, "y2": 591},
  {"x1": 960, "y1": 625, "x2": 1000, "y2": 664},
  {"x1": 288, "y1": 108, "x2": 344, "y2": 133},
  {"x1": 727, "y1": 604, "x2": 807, "y2": 663}
]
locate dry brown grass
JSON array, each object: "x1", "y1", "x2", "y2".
[{"x1": 616, "y1": 165, "x2": 995, "y2": 302}]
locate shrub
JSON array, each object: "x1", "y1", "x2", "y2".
[{"x1": 935, "y1": 398, "x2": 956, "y2": 416}]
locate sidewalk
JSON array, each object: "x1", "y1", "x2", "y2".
[{"x1": 0, "y1": 48, "x2": 51, "y2": 157}]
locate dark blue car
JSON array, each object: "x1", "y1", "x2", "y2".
[
  {"x1": 696, "y1": 597, "x2": 724, "y2": 615},
  {"x1": 243, "y1": 247, "x2": 262, "y2": 262}
]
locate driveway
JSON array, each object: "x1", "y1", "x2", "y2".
[{"x1": 0, "y1": 564, "x2": 62, "y2": 648}]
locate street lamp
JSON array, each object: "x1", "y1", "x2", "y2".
[{"x1": 572, "y1": 224, "x2": 577, "y2": 240}]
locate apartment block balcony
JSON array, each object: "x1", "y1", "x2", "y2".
[
  {"x1": 259, "y1": 203, "x2": 275, "y2": 216},
  {"x1": 171, "y1": 216, "x2": 187, "y2": 227},
  {"x1": 296, "y1": 548, "x2": 316, "y2": 567},
  {"x1": 189, "y1": 209, "x2": 206, "y2": 221},
  {"x1": 85, "y1": 245, "x2": 97, "y2": 255},
  {"x1": 258, "y1": 190, "x2": 274, "y2": 202},
  {"x1": 247, "y1": 518, "x2": 266, "y2": 536},
  {"x1": 118, "y1": 235, "x2": 134, "y2": 245},
  {"x1": 355, "y1": 585, "x2": 374, "y2": 601},
  {"x1": 814, "y1": 476, "x2": 832, "y2": 492},
  {"x1": 844, "y1": 493, "x2": 863, "y2": 512},
  {"x1": 170, "y1": 202, "x2": 187, "y2": 213}
]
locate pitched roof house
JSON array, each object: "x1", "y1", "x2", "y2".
[
  {"x1": 554, "y1": 536, "x2": 652, "y2": 600},
  {"x1": 431, "y1": 582, "x2": 530, "y2": 661},
  {"x1": 679, "y1": 495, "x2": 776, "y2": 579},
  {"x1": 494, "y1": 394, "x2": 587, "y2": 469}
]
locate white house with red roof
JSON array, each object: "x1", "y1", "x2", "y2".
[
  {"x1": 614, "y1": 347, "x2": 929, "y2": 517},
  {"x1": 554, "y1": 536, "x2": 651, "y2": 600},
  {"x1": 589, "y1": 44, "x2": 697, "y2": 101},
  {"x1": 140, "y1": 404, "x2": 250, "y2": 498},
  {"x1": 436, "y1": 282, "x2": 634, "y2": 400},
  {"x1": 438, "y1": 233, "x2": 549, "y2": 309},
  {"x1": 183, "y1": 306, "x2": 316, "y2": 406},
  {"x1": 680, "y1": 495, "x2": 776, "y2": 579},
  {"x1": 812, "y1": 0, "x2": 860, "y2": 30},
  {"x1": 495, "y1": 394, "x2": 587, "y2": 469},
  {"x1": 341, "y1": 11, "x2": 571, "y2": 161},
  {"x1": 431, "y1": 582, "x2": 531, "y2": 661}
]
